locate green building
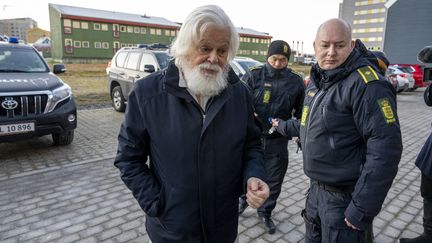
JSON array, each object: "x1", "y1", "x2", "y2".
[
  {"x1": 237, "y1": 27, "x2": 272, "y2": 62},
  {"x1": 49, "y1": 4, "x2": 180, "y2": 62},
  {"x1": 49, "y1": 3, "x2": 272, "y2": 63}
]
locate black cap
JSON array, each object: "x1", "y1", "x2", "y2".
[{"x1": 267, "y1": 40, "x2": 291, "y2": 59}]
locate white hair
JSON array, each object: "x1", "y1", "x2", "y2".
[{"x1": 170, "y1": 5, "x2": 239, "y2": 68}]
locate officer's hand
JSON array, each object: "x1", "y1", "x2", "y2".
[
  {"x1": 271, "y1": 118, "x2": 279, "y2": 127},
  {"x1": 344, "y1": 218, "x2": 358, "y2": 230},
  {"x1": 246, "y1": 177, "x2": 269, "y2": 209}
]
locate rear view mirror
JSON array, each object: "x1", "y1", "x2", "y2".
[
  {"x1": 418, "y1": 46, "x2": 432, "y2": 64},
  {"x1": 144, "y1": 64, "x2": 155, "y2": 73}
]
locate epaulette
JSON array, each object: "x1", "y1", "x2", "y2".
[{"x1": 357, "y1": 65, "x2": 379, "y2": 84}]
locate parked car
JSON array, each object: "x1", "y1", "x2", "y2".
[
  {"x1": 0, "y1": 37, "x2": 76, "y2": 145},
  {"x1": 393, "y1": 64, "x2": 426, "y2": 89},
  {"x1": 386, "y1": 65, "x2": 415, "y2": 93},
  {"x1": 106, "y1": 45, "x2": 171, "y2": 112},
  {"x1": 230, "y1": 57, "x2": 262, "y2": 78}
]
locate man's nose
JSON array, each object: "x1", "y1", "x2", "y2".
[
  {"x1": 327, "y1": 46, "x2": 336, "y2": 56},
  {"x1": 208, "y1": 51, "x2": 218, "y2": 64}
]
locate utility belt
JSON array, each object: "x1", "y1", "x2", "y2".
[{"x1": 314, "y1": 180, "x2": 355, "y2": 193}]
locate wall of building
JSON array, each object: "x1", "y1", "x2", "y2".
[{"x1": 383, "y1": 0, "x2": 432, "y2": 64}]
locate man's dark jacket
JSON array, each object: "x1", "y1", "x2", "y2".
[
  {"x1": 114, "y1": 60, "x2": 266, "y2": 243},
  {"x1": 300, "y1": 40, "x2": 402, "y2": 229},
  {"x1": 241, "y1": 63, "x2": 305, "y2": 137}
]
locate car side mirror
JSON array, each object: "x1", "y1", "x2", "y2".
[
  {"x1": 144, "y1": 64, "x2": 155, "y2": 73},
  {"x1": 418, "y1": 46, "x2": 432, "y2": 64},
  {"x1": 53, "y1": 64, "x2": 66, "y2": 74}
]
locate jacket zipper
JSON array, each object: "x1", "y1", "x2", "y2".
[{"x1": 303, "y1": 89, "x2": 325, "y2": 155}]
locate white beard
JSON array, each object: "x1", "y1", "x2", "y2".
[{"x1": 182, "y1": 62, "x2": 229, "y2": 97}]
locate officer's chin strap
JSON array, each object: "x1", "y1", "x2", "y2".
[{"x1": 295, "y1": 138, "x2": 302, "y2": 153}]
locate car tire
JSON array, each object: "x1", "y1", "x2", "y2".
[
  {"x1": 52, "y1": 130, "x2": 74, "y2": 145},
  {"x1": 111, "y1": 86, "x2": 126, "y2": 112}
]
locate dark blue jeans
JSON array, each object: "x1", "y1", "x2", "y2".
[{"x1": 302, "y1": 181, "x2": 365, "y2": 243}]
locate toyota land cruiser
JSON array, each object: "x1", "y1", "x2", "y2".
[{"x1": 0, "y1": 37, "x2": 77, "y2": 145}]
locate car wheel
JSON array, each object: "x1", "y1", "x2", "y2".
[
  {"x1": 52, "y1": 130, "x2": 74, "y2": 145},
  {"x1": 111, "y1": 86, "x2": 126, "y2": 112}
]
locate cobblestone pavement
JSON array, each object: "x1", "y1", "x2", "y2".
[{"x1": 0, "y1": 89, "x2": 431, "y2": 242}]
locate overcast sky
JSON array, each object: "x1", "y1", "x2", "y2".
[{"x1": 1, "y1": 0, "x2": 342, "y2": 54}]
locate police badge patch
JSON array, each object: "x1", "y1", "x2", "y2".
[{"x1": 378, "y1": 98, "x2": 396, "y2": 124}]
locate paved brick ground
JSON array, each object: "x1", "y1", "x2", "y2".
[{"x1": 0, "y1": 89, "x2": 431, "y2": 242}]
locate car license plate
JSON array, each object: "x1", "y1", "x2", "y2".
[{"x1": 0, "y1": 122, "x2": 35, "y2": 136}]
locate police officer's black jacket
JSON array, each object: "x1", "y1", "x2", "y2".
[
  {"x1": 300, "y1": 40, "x2": 402, "y2": 229},
  {"x1": 241, "y1": 63, "x2": 305, "y2": 137}
]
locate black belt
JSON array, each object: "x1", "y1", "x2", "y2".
[{"x1": 315, "y1": 181, "x2": 354, "y2": 193}]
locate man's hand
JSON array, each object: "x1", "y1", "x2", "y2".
[
  {"x1": 246, "y1": 177, "x2": 270, "y2": 208},
  {"x1": 344, "y1": 218, "x2": 358, "y2": 230}
]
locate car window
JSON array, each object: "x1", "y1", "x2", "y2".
[
  {"x1": 115, "y1": 52, "x2": 128, "y2": 68},
  {"x1": 230, "y1": 62, "x2": 242, "y2": 76},
  {"x1": 154, "y1": 52, "x2": 170, "y2": 70},
  {"x1": 139, "y1": 53, "x2": 158, "y2": 71},
  {"x1": 0, "y1": 47, "x2": 48, "y2": 72},
  {"x1": 124, "y1": 52, "x2": 141, "y2": 70},
  {"x1": 237, "y1": 60, "x2": 261, "y2": 72}
]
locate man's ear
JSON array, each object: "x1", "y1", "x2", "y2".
[{"x1": 350, "y1": 40, "x2": 355, "y2": 48}]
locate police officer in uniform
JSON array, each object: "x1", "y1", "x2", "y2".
[
  {"x1": 239, "y1": 40, "x2": 305, "y2": 234},
  {"x1": 300, "y1": 19, "x2": 402, "y2": 242}
]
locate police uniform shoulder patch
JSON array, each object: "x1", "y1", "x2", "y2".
[
  {"x1": 357, "y1": 66, "x2": 379, "y2": 84},
  {"x1": 378, "y1": 98, "x2": 396, "y2": 124}
]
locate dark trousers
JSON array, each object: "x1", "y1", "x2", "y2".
[
  {"x1": 257, "y1": 137, "x2": 289, "y2": 217},
  {"x1": 303, "y1": 181, "x2": 365, "y2": 243},
  {"x1": 421, "y1": 173, "x2": 432, "y2": 235}
]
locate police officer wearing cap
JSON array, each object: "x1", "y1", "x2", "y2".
[{"x1": 239, "y1": 40, "x2": 305, "y2": 234}]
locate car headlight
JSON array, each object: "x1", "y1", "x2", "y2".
[{"x1": 45, "y1": 84, "x2": 72, "y2": 113}]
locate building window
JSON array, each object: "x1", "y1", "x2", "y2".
[
  {"x1": 65, "y1": 39, "x2": 73, "y2": 53},
  {"x1": 170, "y1": 30, "x2": 176, "y2": 36},
  {"x1": 63, "y1": 19, "x2": 72, "y2": 34},
  {"x1": 94, "y1": 23, "x2": 101, "y2": 30},
  {"x1": 354, "y1": 8, "x2": 385, "y2": 15},
  {"x1": 165, "y1": 30, "x2": 170, "y2": 36},
  {"x1": 113, "y1": 24, "x2": 120, "y2": 37},
  {"x1": 82, "y1": 41, "x2": 90, "y2": 48},
  {"x1": 95, "y1": 42, "x2": 102, "y2": 48},
  {"x1": 72, "y1": 21, "x2": 80, "y2": 29},
  {"x1": 80, "y1": 22, "x2": 88, "y2": 30},
  {"x1": 73, "y1": 41, "x2": 81, "y2": 48},
  {"x1": 141, "y1": 27, "x2": 146, "y2": 34},
  {"x1": 353, "y1": 27, "x2": 384, "y2": 33},
  {"x1": 121, "y1": 43, "x2": 127, "y2": 47},
  {"x1": 353, "y1": 18, "x2": 385, "y2": 24},
  {"x1": 150, "y1": 28, "x2": 156, "y2": 35},
  {"x1": 120, "y1": 26, "x2": 126, "y2": 32},
  {"x1": 102, "y1": 42, "x2": 109, "y2": 49},
  {"x1": 101, "y1": 24, "x2": 108, "y2": 31},
  {"x1": 134, "y1": 27, "x2": 140, "y2": 33},
  {"x1": 156, "y1": 29, "x2": 162, "y2": 35},
  {"x1": 355, "y1": 0, "x2": 386, "y2": 6},
  {"x1": 127, "y1": 26, "x2": 133, "y2": 33}
]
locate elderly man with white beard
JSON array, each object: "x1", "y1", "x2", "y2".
[{"x1": 114, "y1": 5, "x2": 269, "y2": 243}]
